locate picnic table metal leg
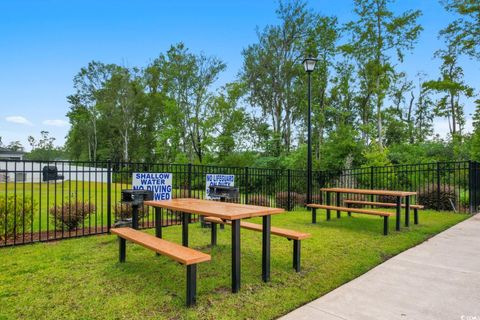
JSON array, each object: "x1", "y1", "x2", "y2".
[
  {"x1": 155, "y1": 208, "x2": 162, "y2": 239},
  {"x1": 262, "y1": 215, "x2": 271, "y2": 282},
  {"x1": 336, "y1": 192, "x2": 341, "y2": 218},
  {"x1": 119, "y1": 237, "x2": 126, "y2": 262},
  {"x1": 186, "y1": 264, "x2": 197, "y2": 307},
  {"x1": 414, "y1": 208, "x2": 419, "y2": 224},
  {"x1": 347, "y1": 203, "x2": 351, "y2": 217},
  {"x1": 155, "y1": 208, "x2": 163, "y2": 256},
  {"x1": 312, "y1": 208, "x2": 317, "y2": 224},
  {"x1": 211, "y1": 222, "x2": 217, "y2": 246},
  {"x1": 326, "y1": 192, "x2": 331, "y2": 221},
  {"x1": 132, "y1": 204, "x2": 139, "y2": 229},
  {"x1": 231, "y1": 219, "x2": 241, "y2": 293},
  {"x1": 293, "y1": 240, "x2": 301, "y2": 272},
  {"x1": 396, "y1": 196, "x2": 401, "y2": 231},
  {"x1": 405, "y1": 196, "x2": 410, "y2": 227},
  {"x1": 182, "y1": 212, "x2": 189, "y2": 247},
  {"x1": 384, "y1": 216, "x2": 389, "y2": 235}
]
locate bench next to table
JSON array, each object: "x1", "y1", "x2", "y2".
[
  {"x1": 111, "y1": 227, "x2": 211, "y2": 307},
  {"x1": 306, "y1": 204, "x2": 392, "y2": 235},
  {"x1": 204, "y1": 217, "x2": 311, "y2": 272},
  {"x1": 344, "y1": 200, "x2": 423, "y2": 224}
]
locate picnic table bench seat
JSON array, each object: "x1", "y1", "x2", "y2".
[
  {"x1": 204, "y1": 216, "x2": 311, "y2": 272},
  {"x1": 111, "y1": 227, "x2": 210, "y2": 306},
  {"x1": 343, "y1": 200, "x2": 423, "y2": 224},
  {"x1": 306, "y1": 204, "x2": 392, "y2": 235}
]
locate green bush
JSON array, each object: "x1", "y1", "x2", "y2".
[
  {"x1": 418, "y1": 184, "x2": 457, "y2": 211},
  {"x1": 113, "y1": 202, "x2": 147, "y2": 221},
  {"x1": 275, "y1": 192, "x2": 305, "y2": 209},
  {"x1": 247, "y1": 194, "x2": 271, "y2": 207},
  {"x1": 0, "y1": 195, "x2": 36, "y2": 240},
  {"x1": 49, "y1": 201, "x2": 96, "y2": 231}
]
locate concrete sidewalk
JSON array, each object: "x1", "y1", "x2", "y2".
[{"x1": 281, "y1": 214, "x2": 480, "y2": 320}]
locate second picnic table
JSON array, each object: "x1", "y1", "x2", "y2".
[
  {"x1": 144, "y1": 198, "x2": 284, "y2": 293},
  {"x1": 320, "y1": 188, "x2": 417, "y2": 231}
]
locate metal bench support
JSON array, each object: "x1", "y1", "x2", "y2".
[
  {"x1": 262, "y1": 215, "x2": 271, "y2": 282},
  {"x1": 293, "y1": 240, "x2": 301, "y2": 272},
  {"x1": 384, "y1": 216, "x2": 389, "y2": 236},
  {"x1": 186, "y1": 264, "x2": 197, "y2": 307},
  {"x1": 405, "y1": 196, "x2": 410, "y2": 227},
  {"x1": 211, "y1": 222, "x2": 217, "y2": 246},
  {"x1": 414, "y1": 208, "x2": 419, "y2": 224},
  {"x1": 119, "y1": 237, "x2": 126, "y2": 262},
  {"x1": 312, "y1": 208, "x2": 317, "y2": 224},
  {"x1": 326, "y1": 192, "x2": 331, "y2": 220}
]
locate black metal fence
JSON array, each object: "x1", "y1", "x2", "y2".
[{"x1": 1, "y1": 159, "x2": 479, "y2": 247}]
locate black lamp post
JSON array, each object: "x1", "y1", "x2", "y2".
[{"x1": 302, "y1": 57, "x2": 317, "y2": 206}]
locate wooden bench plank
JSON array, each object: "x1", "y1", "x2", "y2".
[
  {"x1": 111, "y1": 227, "x2": 211, "y2": 265},
  {"x1": 204, "y1": 217, "x2": 311, "y2": 240},
  {"x1": 307, "y1": 204, "x2": 392, "y2": 217},
  {"x1": 344, "y1": 200, "x2": 424, "y2": 209}
]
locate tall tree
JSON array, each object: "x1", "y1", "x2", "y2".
[
  {"x1": 440, "y1": 0, "x2": 480, "y2": 60},
  {"x1": 148, "y1": 43, "x2": 226, "y2": 163},
  {"x1": 67, "y1": 61, "x2": 119, "y2": 161},
  {"x1": 242, "y1": 0, "x2": 332, "y2": 156},
  {"x1": 342, "y1": 0, "x2": 422, "y2": 148},
  {"x1": 423, "y1": 43, "x2": 474, "y2": 136}
]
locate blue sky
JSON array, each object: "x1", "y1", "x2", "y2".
[{"x1": 0, "y1": 0, "x2": 478, "y2": 150}]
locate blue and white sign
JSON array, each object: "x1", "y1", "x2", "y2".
[
  {"x1": 205, "y1": 174, "x2": 235, "y2": 200},
  {"x1": 132, "y1": 172, "x2": 173, "y2": 201}
]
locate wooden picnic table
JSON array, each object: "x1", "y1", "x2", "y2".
[
  {"x1": 320, "y1": 188, "x2": 417, "y2": 231},
  {"x1": 144, "y1": 198, "x2": 284, "y2": 293}
]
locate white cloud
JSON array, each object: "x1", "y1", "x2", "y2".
[
  {"x1": 42, "y1": 119, "x2": 69, "y2": 127},
  {"x1": 5, "y1": 116, "x2": 32, "y2": 125}
]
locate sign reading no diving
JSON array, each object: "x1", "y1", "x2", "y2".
[{"x1": 132, "y1": 172, "x2": 172, "y2": 201}]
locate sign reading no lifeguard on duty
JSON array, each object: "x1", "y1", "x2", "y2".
[
  {"x1": 132, "y1": 172, "x2": 172, "y2": 200},
  {"x1": 205, "y1": 174, "x2": 235, "y2": 200}
]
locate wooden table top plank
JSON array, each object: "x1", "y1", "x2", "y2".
[
  {"x1": 320, "y1": 188, "x2": 417, "y2": 197},
  {"x1": 111, "y1": 227, "x2": 211, "y2": 265},
  {"x1": 144, "y1": 198, "x2": 285, "y2": 220}
]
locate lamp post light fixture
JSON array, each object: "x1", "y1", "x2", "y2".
[{"x1": 302, "y1": 56, "x2": 318, "y2": 207}]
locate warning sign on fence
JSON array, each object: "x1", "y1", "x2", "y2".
[
  {"x1": 205, "y1": 174, "x2": 235, "y2": 200},
  {"x1": 132, "y1": 172, "x2": 172, "y2": 200}
]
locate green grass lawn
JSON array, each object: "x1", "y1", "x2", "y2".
[{"x1": 0, "y1": 209, "x2": 469, "y2": 320}]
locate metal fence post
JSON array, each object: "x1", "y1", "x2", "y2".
[
  {"x1": 436, "y1": 162, "x2": 441, "y2": 210},
  {"x1": 469, "y1": 160, "x2": 478, "y2": 214},
  {"x1": 107, "y1": 160, "x2": 112, "y2": 233},
  {"x1": 187, "y1": 163, "x2": 192, "y2": 198},
  {"x1": 244, "y1": 167, "x2": 249, "y2": 205},
  {"x1": 287, "y1": 169, "x2": 292, "y2": 211},
  {"x1": 370, "y1": 166, "x2": 374, "y2": 202}
]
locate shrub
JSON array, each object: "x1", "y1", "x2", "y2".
[
  {"x1": 418, "y1": 184, "x2": 457, "y2": 211},
  {"x1": 113, "y1": 203, "x2": 147, "y2": 221},
  {"x1": 0, "y1": 195, "x2": 35, "y2": 240},
  {"x1": 307, "y1": 194, "x2": 322, "y2": 205},
  {"x1": 49, "y1": 201, "x2": 95, "y2": 231},
  {"x1": 247, "y1": 194, "x2": 270, "y2": 207},
  {"x1": 275, "y1": 192, "x2": 305, "y2": 210},
  {"x1": 377, "y1": 195, "x2": 398, "y2": 203}
]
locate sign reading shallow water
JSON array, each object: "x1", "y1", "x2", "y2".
[
  {"x1": 205, "y1": 174, "x2": 235, "y2": 200},
  {"x1": 132, "y1": 172, "x2": 172, "y2": 201}
]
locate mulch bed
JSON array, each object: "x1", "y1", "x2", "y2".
[{"x1": 0, "y1": 219, "x2": 193, "y2": 247}]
